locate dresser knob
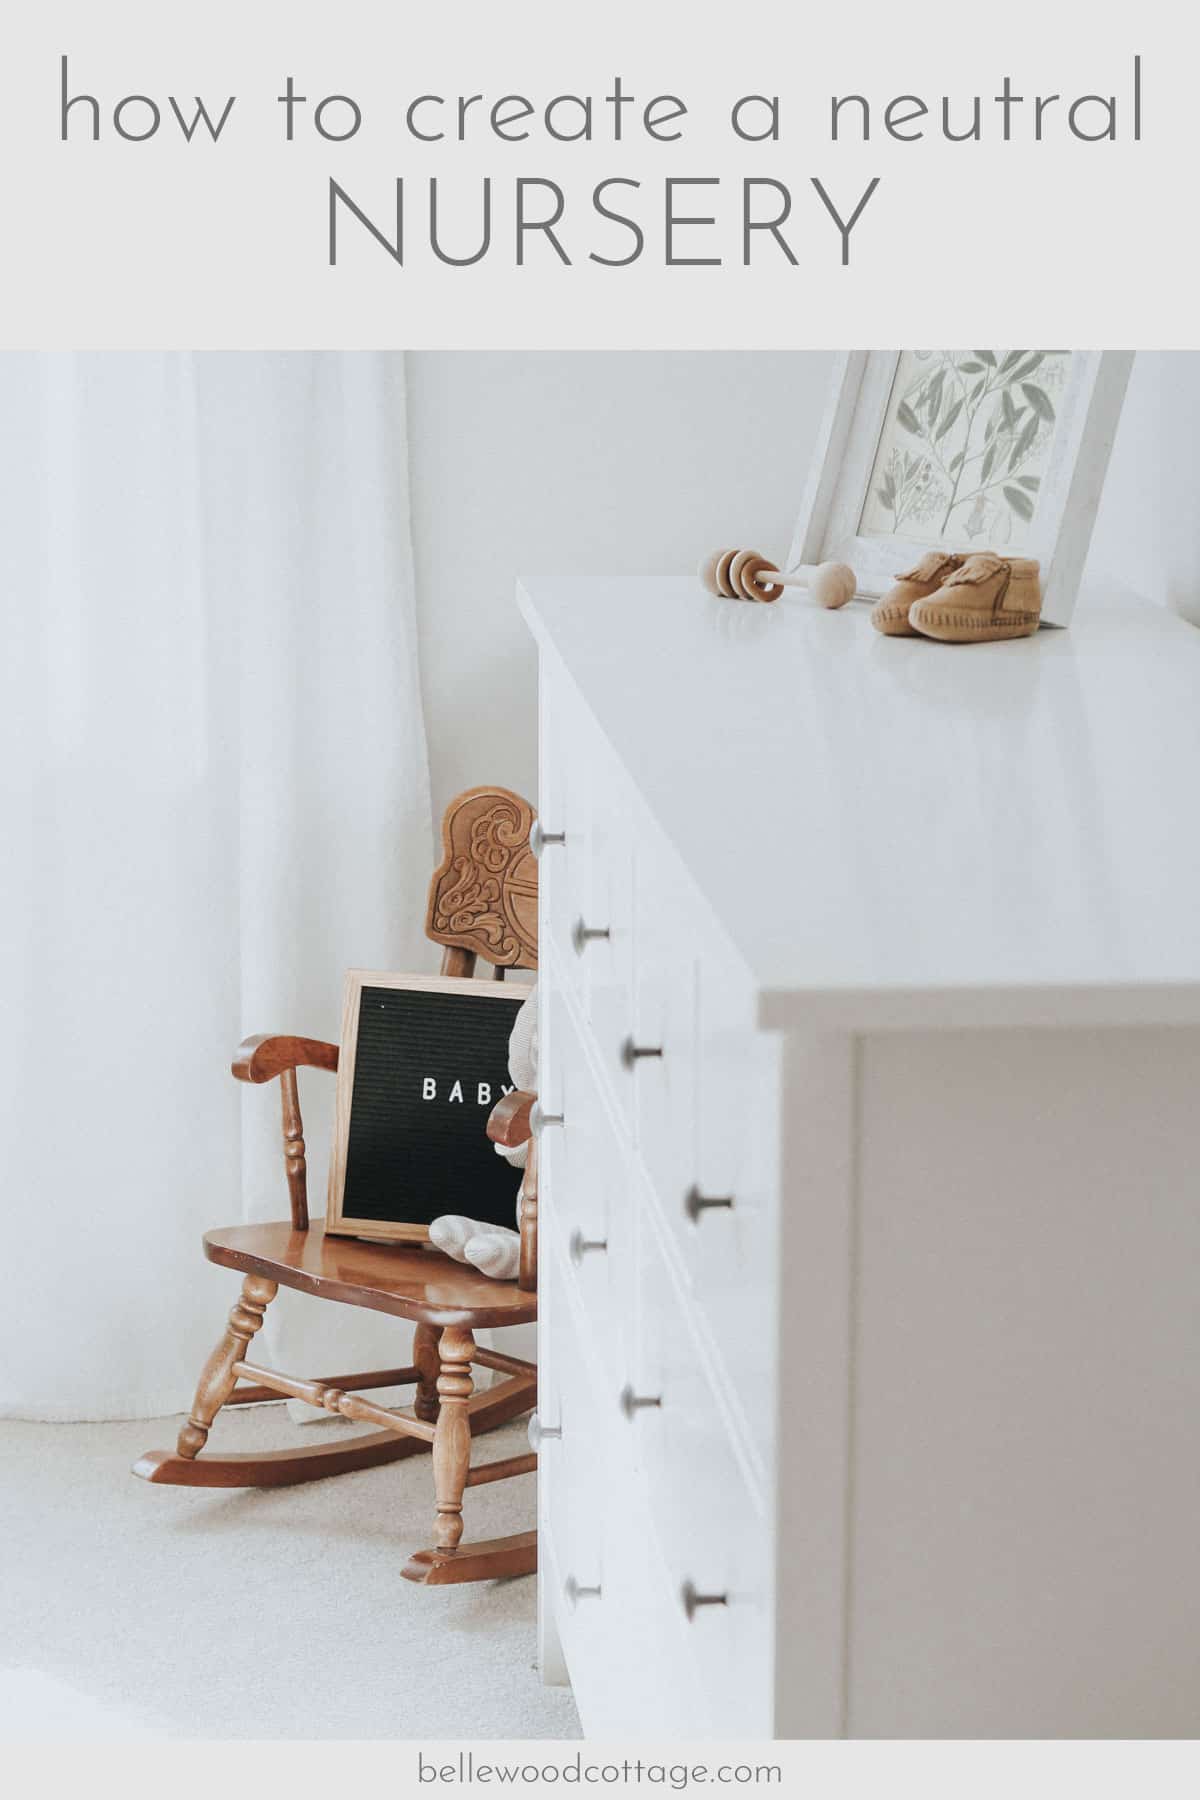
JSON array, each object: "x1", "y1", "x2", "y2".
[
  {"x1": 530, "y1": 820, "x2": 565, "y2": 860},
  {"x1": 681, "y1": 1580, "x2": 728, "y2": 1621},
  {"x1": 569, "y1": 1229, "x2": 608, "y2": 1264},
  {"x1": 572, "y1": 918, "x2": 611, "y2": 955},
  {"x1": 527, "y1": 1411, "x2": 562, "y2": 1451},
  {"x1": 621, "y1": 1037, "x2": 664, "y2": 1070},
  {"x1": 564, "y1": 1573, "x2": 602, "y2": 1610},
  {"x1": 619, "y1": 1383, "x2": 662, "y2": 1421},
  {"x1": 529, "y1": 1101, "x2": 563, "y2": 1137},
  {"x1": 685, "y1": 1185, "x2": 735, "y2": 1223}
]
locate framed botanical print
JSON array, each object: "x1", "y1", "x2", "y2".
[{"x1": 789, "y1": 351, "x2": 1133, "y2": 625}]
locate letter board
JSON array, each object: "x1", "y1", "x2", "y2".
[{"x1": 326, "y1": 970, "x2": 533, "y2": 1243}]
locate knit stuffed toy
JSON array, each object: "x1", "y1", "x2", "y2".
[{"x1": 428, "y1": 984, "x2": 536, "y2": 1280}]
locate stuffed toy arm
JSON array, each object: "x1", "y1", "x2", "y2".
[
  {"x1": 491, "y1": 987, "x2": 537, "y2": 1171},
  {"x1": 428, "y1": 985, "x2": 536, "y2": 1282}
]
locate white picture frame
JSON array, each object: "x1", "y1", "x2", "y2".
[{"x1": 788, "y1": 351, "x2": 1133, "y2": 626}]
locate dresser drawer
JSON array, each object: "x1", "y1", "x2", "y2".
[
  {"x1": 539, "y1": 1241, "x2": 606, "y2": 1610},
  {"x1": 626, "y1": 1203, "x2": 773, "y2": 1733},
  {"x1": 540, "y1": 1246, "x2": 706, "y2": 1736},
  {"x1": 538, "y1": 668, "x2": 593, "y2": 1015},
  {"x1": 688, "y1": 944, "x2": 778, "y2": 1457},
  {"x1": 541, "y1": 1470, "x2": 708, "y2": 1737},
  {"x1": 630, "y1": 830, "x2": 700, "y2": 1220},
  {"x1": 543, "y1": 986, "x2": 634, "y2": 1349},
  {"x1": 629, "y1": 855, "x2": 774, "y2": 1446},
  {"x1": 541, "y1": 673, "x2": 635, "y2": 1119},
  {"x1": 635, "y1": 949, "x2": 774, "y2": 1295},
  {"x1": 579, "y1": 745, "x2": 635, "y2": 1125}
]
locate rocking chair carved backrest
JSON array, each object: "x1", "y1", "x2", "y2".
[
  {"x1": 233, "y1": 786, "x2": 540, "y2": 1287},
  {"x1": 426, "y1": 786, "x2": 538, "y2": 978}
]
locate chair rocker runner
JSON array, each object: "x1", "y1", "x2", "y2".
[{"x1": 133, "y1": 786, "x2": 542, "y2": 1586}]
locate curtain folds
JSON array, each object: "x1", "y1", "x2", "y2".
[{"x1": 0, "y1": 353, "x2": 433, "y2": 1419}]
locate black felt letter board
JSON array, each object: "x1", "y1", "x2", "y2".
[{"x1": 339, "y1": 983, "x2": 526, "y2": 1232}]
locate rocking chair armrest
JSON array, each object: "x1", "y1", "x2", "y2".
[
  {"x1": 231, "y1": 1033, "x2": 339, "y2": 1085},
  {"x1": 231, "y1": 1035, "x2": 336, "y2": 1231},
  {"x1": 487, "y1": 1089, "x2": 537, "y2": 1149},
  {"x1": 489, "y1": 1089, "x2": 540, "y2": 1294}
]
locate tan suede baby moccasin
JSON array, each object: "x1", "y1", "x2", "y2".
[
  {"x1": 908, "y1": 554, "x2": 1041, "y2": 643},
  {"x1": 870, "y1": 551, "x2": 965, "y2": 637}
]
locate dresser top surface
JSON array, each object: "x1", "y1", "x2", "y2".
[{"x1": 519, "y1": 578, "x2": 1200, "y2": 1030}]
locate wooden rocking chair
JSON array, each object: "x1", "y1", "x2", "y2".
[{"x1": 133, "y1": 786, "x2": 542, "y2": 1585}]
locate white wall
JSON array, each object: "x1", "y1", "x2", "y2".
[
  {"x1": 1083, "y1": 352, "x2": 1200, "y2": 624},
  {"x1": 407, "y1": 351, "x2": 1200, "y2": 819},
  {"x1": 406, "y1": 352, "x2": 833, "y2": 816}
]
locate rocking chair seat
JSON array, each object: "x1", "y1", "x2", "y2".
[{"x1": 203, "y1": 1221, "x2": 538, "y2": 1330}]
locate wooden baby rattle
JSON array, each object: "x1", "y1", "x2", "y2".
[{"x1": 700, "y1": 548, "x2": 857, "y2": 609}]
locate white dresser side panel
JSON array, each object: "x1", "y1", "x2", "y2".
[
  {"x1": 849, "y1": 1026, "x2": 1200, "y2": 1738},
  {"x1": 773, "y1": 1031, "x2": 858, "y2": 1738}
]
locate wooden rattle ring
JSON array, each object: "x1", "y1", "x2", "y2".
[
  {"x1": 698, "y1": 548, "x2": 738, "y2": 599},
  {"x1": 729, "y1": 550, "x2": 783, "y2": 604}
]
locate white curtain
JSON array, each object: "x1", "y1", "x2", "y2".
[{"x1": 0, "y1": 353, "x2": 433, "y2": 1419}]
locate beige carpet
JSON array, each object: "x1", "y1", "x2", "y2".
[{"x1": 0, "y1": 1407, "x2": 580, "y2": 1740}]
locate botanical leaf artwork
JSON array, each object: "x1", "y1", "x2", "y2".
[{"x1": 858, "y1": 351, "x2": 1070, "y2": 549}]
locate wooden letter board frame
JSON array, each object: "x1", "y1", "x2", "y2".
[{"x1": 326, "y1": 970, "x2": 534, "y2": 1244}]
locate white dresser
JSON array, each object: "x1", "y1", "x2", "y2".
[{"x1": 520, "y1": 576, "x2": 1200, "y2": 1739}]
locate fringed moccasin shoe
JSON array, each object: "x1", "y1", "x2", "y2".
[
  {"x1": 870, "y1": 551, "x2": 965, "y2": 637},
  {"x1": 908, "y1": 554, "x2": 1041, "y2": 643}
]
